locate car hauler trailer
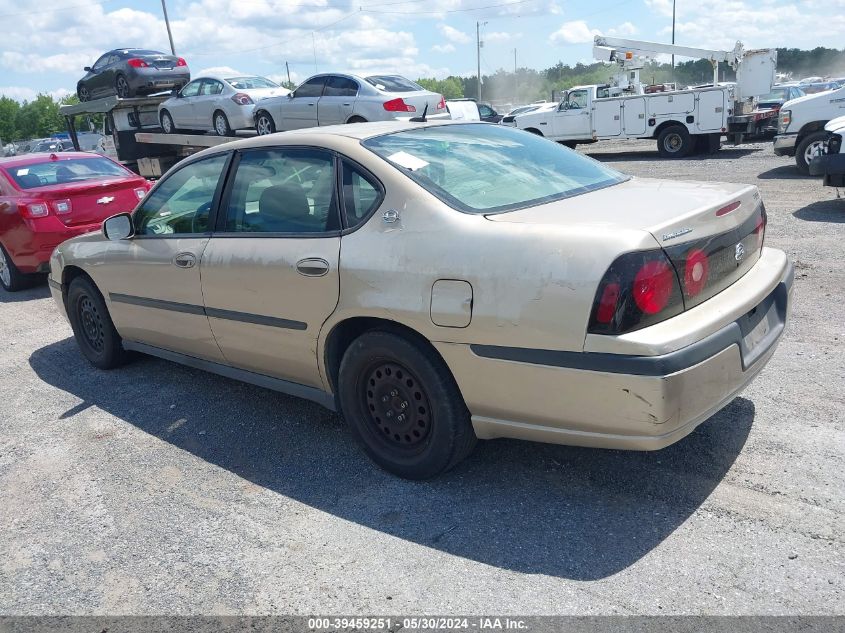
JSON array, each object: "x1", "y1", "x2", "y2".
[
  {"x1": 507, "y1": 36, "x2": 777, "y2": 157},
  {"x1": 59, "y1": 95, "x2": 239, "y2": 178}
]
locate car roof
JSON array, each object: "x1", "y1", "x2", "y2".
[{"x1": 0, "y1": 151, "x2": 112, "y2": 168}]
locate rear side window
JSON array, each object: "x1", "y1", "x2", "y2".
[
  {"x1": 324, "y1": 76, "x2": 359, "y2": 98},
  {"x1": 341, "y1": 161, "x2": 381, "y2": 229},
  {"x1": 223, "y1": 148, "x2": 339, "y2": 234},
  {"x1": 365, "y1": 75, "x2": 424, "y2": 93},
  {"x1": 201, "y1": 80, "x2": 224, "y2": 96},
  {"x1": 181, "y1": 81, "x2": 202, "y2": 98},
  {"x1": 4, "y1": 157, "x2": 130, "y2": 189},
  {"x1": 133, "y1": 153, "x2": 227, "y2": 235}
]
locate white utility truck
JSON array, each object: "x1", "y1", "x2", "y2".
[
  {"x1": 774, "y1": 86, "x2": 845, "y2": 173},
  {"x1": 508, "y1": 36, "x2": 777, "y2": 158}
]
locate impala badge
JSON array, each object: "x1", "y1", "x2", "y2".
[
  {"x1": 97, "y1": 196, "x2": 115, "y2": 205},
  {"x1": 662, "y1": 227, "x2": 693, "y2": 242},
  {"x1": 735, "y1": 242, "x2": 745, "y2": 262}
]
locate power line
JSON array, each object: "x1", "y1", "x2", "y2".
[
  {"x1": 0, "y1": 0, "x2": 111, "y2": 18},
  {"x1": 361, "y1": 0, "x2": 537, "y2": 14}
]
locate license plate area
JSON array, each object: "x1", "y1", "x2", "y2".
[{"x1": 736, "y1": 284, "x2": 787, "y2": 369}]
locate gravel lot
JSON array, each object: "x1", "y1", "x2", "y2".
[{"x1": 0, "y1": 138, "x2": 842, "y2": 616}]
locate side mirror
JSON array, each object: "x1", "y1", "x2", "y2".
[
  {"x1": 84, "y1": 66, "x2": 91, "y2": 72},
  {"x1": 103, "y1": 213, "x2": 134, "y2": 241},
  {"x1": 288, "y1": 92, "x2": 295, "y2": 99}
]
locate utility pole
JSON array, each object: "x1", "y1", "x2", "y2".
[
  {"x1": 671, "y1": 0, "x2": 676, "y2": 72},
  {"x1": 476, "y1": 21, "x2": 487, "y2": 102},
  {"x1": 161, "y1": 0, "x2": 176, "y2": 55},
  {"x1": 285, "y1": 61, "x2": 292, "y2": 87},
  {"x1": 312, "y1": 33, "x2": 318, "y2": 73},
  {"x1": 513, "y1": 48, "x2": 517, "y2": 105}
]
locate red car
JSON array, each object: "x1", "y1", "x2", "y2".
[{"x1": 0, "y1": 152, "x2": 150, "y2": 291}]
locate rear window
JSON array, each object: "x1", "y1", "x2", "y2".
[
  {"x1": 362, "y1": 123, "x2": 627, "y2": 214},
  {"x1": 365, "y1": 75, "x2": 424, "y2": 93},
  {"x1": 226, "y1": 76, "x2": 279, "y2": 90},
  {"x1": 4, "y1": 157, "x2": 130, "y2": 189}
]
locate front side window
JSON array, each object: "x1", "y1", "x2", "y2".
[
  {"x1": 180, "y1": 81, "x2": 202, "y2": 98},
  {"x1": 133, "y1": 153, "x2": 228, "y2": 235},
  {"x1": 201, "y1": 80, "x2": 224, "y2": 96},
  {"x1": 92, "y1": 54, "x2": 110, "y2": 71},
  {"x1": 341, "y1": 161, "x2": 381, "y2": 229},
  {"x1": 362, "y1": 124, "x2": 627, "y2": 214},
  {"x1": 478, "y1": 104, "x2": 495, "y2": 117},
  {"x1": 223, "y1": 148, "x2": 338, "y2": 234},
  {"x1": 566, "y1": 90, "x2": 588, "y2": 109},
  {"x1": 294, "y1": 78, "x2": 326, "y2": 99}
]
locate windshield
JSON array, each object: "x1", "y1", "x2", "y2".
[
  {"x1": 365, "y1": 75, "x2": 424, "y2": 93},
  {"x1": 226, "y1": 76, "x2": 279, "y2": 90},
  {"x1": 4, "y1": 157, "x2": 131, "y2": 189},
  {"x1": 362, "y1": 124, "x2": 627, "y2": 214}
]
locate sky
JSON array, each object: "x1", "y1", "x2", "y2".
[{"x1": 1, "y1": 0, "x2": 844, "y2": 102}]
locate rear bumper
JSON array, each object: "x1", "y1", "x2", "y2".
[
  {"x1": 5, "y1": 221, "x2": 101, "y2": 274},
  {"x1": 437, "y1": 251, "x2": 794, "y2": 451},
  {"x1": 127, "y1": 68, "x2": 190, "y2": 93},
  {"x1": 773, "y1": 133, "x2": 798, "y2": 156}
]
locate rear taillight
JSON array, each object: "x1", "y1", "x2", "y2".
[
  {"x1": 176, "y1": 58, "x2": 187, "y2": 67},
  {"x1": 134, "y1": 187, "x2": 147, "y2": 200},
  {"x1": 383, "y1": 98, "x2": 416, "y2": 113},
  {"x1": 588, "y1": 250, "x2": 683, "y2": 334},
  {"x1": 231, "y1": 92, "x2": 254, "y2": 106},
  {"x1": 127, "y1": 58, "x2": 149, "y2": 68},
  {"x1": 19, "y1": 201, "x2": 50, "y2": 218},
  {"x1": 754, "y1": 206, "x2": 767, "y2": 250},
  {"x1": 53, "y1": 199, "x2": 72, "y2": 215},
  {"x1": 437, "y1": 96, "x2": 446, "y2": 111}
]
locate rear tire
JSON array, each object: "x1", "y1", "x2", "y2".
[
  {"x1": 67, "y1": 276, "x2": 128, "y2": 370},
  {"x1": 657, "y1": 124, "x2": 693, "y2": 158},
  {"x1": 694, "y1": 133, "x2": 721, "y2": 154},
  {"x1": 115, "y1": 74, "x2": 133, "y2": 98},
  {"x1": 338, "y1": 331, "x2": 476, "y2": 479},
  {"x1": 795, "y1": 131, "x2": 829, "y2": 175},
  {"x1": 0, "y1": 243, "x2": 32, "y2": 292},
  {"x1": 347, "y1": 116, "x2": 367, "y2": 123},
  {"x1": 255, "y1": 111, "x2": 276, "y2": 135},
  {"x1": 213, "y1": 110, "x2": 233, "y2": 136}
]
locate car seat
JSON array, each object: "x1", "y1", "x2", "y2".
[{"x1": 256, "y1": 183, "x2": 322, "y2": 233}]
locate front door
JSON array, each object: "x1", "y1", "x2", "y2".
[
  {"x1": 200, "y1": 146, "x2": 341, "y2": 388},
  {"x1": 281, "y1": 77, "x2": 325, "y2": 130},
  {"x1": 169, "y1": 79, "x2": 203, "y2": 128},
  {"x1": 552, "y1": 89, "x2": 592, "y2": 139},
  {"x1": 194, "y1": 79, "x2": 225, "y2": 131},
  {"x1": 96, "y1": 152, "x2": 231, "y2": 362}
]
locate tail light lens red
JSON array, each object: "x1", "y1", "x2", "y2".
[
  {"x1": 231, "y1": 92, "x2": 254, "y2": 106},
  {"x1": 176, "y1": 58, "x2": 187, "y2": 67},
  {"x1": 19, "y1": 201, "x2": 50, "y2": 218},
  {"x1": 383, "y1": 98, "x2": 416, "y2": 113},
  {"x1": 437, "y1": 96, "x2": 446, "y2": 110},
  {"x1": 53, "y1": 199, "x2": 72, "y2": 215},
  {"x1": 633, "y1": 259, "x2": 675, "y2": 314},
  {"x1": 127, "y1": 58, "x2": 149, "y2": 68}
]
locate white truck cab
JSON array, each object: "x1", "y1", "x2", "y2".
[{"x1": 773, "y1": 86, "x2": 845, "y2": 173}]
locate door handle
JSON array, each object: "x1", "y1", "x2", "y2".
[
  {"x1": 342, "y1": 103, "x2": 351, "y2": 106},
  {"x1": 296, "y1": 258, "x2": 330, "y2": 277},
  {"x1": 173, "y1": 252, "x2": 196, "y2": 268}
]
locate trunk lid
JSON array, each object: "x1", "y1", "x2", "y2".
[
  {"x1": 398, "y1": 90, "x2": 446, "y2": 115},
  {"x1": 33, "y1": 177, "x2": 146, "y2": 226},
  {"x1": 245, "y1": 87, "x2": 289, "y2": 102},
  {"x1": 488, "y1": 177, "x2": 766, "y2": 308}
]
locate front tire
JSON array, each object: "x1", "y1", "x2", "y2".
[
  {"x1": 795, "y1": 131, "x2": 829, "y2": 175},
  {"x1": 160, "y1": 110, "x2": 177, "y2": 134},
  {"x1": 255, "y1": 111, "x2": 276, "y2": 135},
  {"x1": 67, "y1": 276, "x2": 128, "y2": 369},
  {"x1": 338, "y1": 331, "x2": 476, "y2": 479},
  {"x1": 0, "y1": 244, "x2": 31, "y2": 292},
  {"x1": 657, "y1": 124, "x2": 693, "y2": 158},
  {"x1": 77, "y1": 84, "x2": 90, "y2": 102},
  {"x1": 213, "y1": 110, "x2": 233, "y2": 136}
]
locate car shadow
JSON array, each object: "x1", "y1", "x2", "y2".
[
  {"x1": 29, "y1": 338, "x2": 754, "y2": 580},
  {"x1": 0, "y1": 281, "x2": 50, "y2": 303},
  {"x1": 588, "y1": 147, "x2": 759, "y2": 163},
  {"x1": 793, "y1": 198, "x2": 845, "y2": 222},
  {"x1": 757, "y1": 165, "x2": 814, "y2": 180}
]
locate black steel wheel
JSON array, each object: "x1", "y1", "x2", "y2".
[
  {"x1": 67, "y1": 276, "x2": 128, "y2": 369},
  {"x1": 77, "y1": 84, "x2": 90, "y2": 102},
  {"x1": 657, "y1": 124, "x2": 693, "y2": 158},
  {"x1": 338, "y1": 330, "x2": 476, "y2": 479}
]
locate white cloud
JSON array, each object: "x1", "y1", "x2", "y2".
[
  {"x1": 606, "y1": 22, "x2": 637, "y2": 37},
  {"x1": 485, "y1": 31, "x2": 522, "y2": 42},
  {"x1": 549, "y1": 20, "x2": 601, "y2": 45},
  {"x1": 197, "y1": 66, "x2": 244, "y2": 77},
  {"x1": 432, "y1": 43, "x2": 456, "y2": 53},
  {"x1": 438, "y1": 24, "x2": 471, "y2": 44},
  {"x1": 0, "y1": 86, "x2": 71, "y2": 102}
]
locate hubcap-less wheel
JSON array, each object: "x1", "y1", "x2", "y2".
[
  {"x1": 215, "y1": 113, "x2": 228, "y2": 136},
  {"x1": 78, "y1": 86, "x2": 89, "y2": 102},
  {"x1": 362, "y1": 361, "x2": 431, "y2": 450},
  {"x1": 161, "y1": 112, "x2": 173, "y2": 133},
  {"x1": 664, "y1": 133, "x2": 683, "y2": 153},
  {"x1": 116, "y1": 76, "x2": 130, "y2": 98},
  {"x1": 0, "y1": 248, "x2": 10, "y2": 287},
  {"x1": 256, "y1": 114, "x2": 273, "y2": 135},
  {"x1": 78, "y1": 295, "x2": 105, "y2": 353}
]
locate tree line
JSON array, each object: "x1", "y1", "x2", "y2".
[{"x1": 0, "y1": 94, "x2": 82, "y2": 145}]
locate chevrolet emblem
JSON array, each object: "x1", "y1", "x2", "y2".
[{"x1": 97, "y1": 196, "x2": 115, "y2": 205}]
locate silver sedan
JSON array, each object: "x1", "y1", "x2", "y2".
[
  {"x1": 158, "y1": 75, "x2": 290, "y2": 136},
  {"x1": 253, "y1": 73, "x2": 447, "y2": 135}
]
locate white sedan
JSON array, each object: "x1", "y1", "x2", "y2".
[{"x1": 158, "y1": 74, "x2": 289, "y2": 136}]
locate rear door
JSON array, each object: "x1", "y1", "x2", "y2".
[
  {"x1": 200, "y1": 146, "x2": 341, "y2": 388},
  {"x1": 319, "y1": 76, "x2": 359, "y2": 125},
  {"x1": 281, "y1": 77, "x2": 325, "y2": 130},
  {"x1": 94, "y1": 152, "x2": 231, "y2": 361}
]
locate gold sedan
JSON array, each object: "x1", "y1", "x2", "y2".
[{"x1": 48, "y1": 121, "x2": 794, "y2": 479}]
